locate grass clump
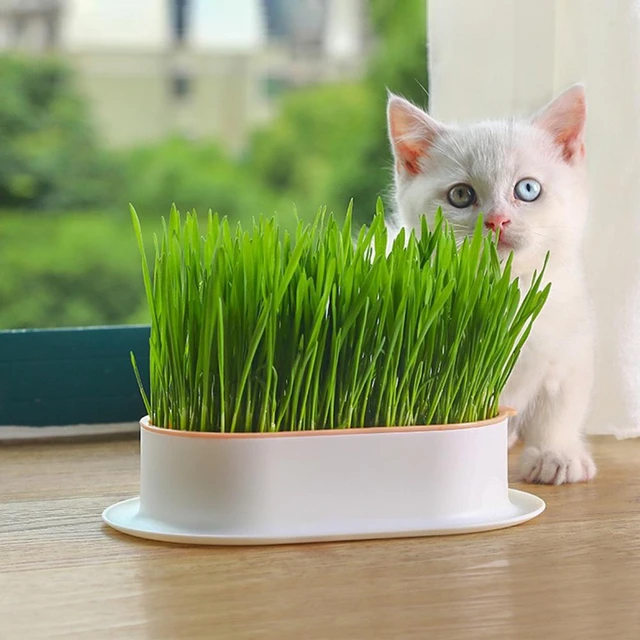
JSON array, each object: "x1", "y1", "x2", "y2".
[{"x1": 130, "y1": 201, "x2": 550, "y2": 432}]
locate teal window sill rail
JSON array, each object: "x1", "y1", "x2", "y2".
[{"x1": 0, "y1": 326, "x2": 150, "y2": 427}]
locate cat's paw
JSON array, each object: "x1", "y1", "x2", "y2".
[
  {"x1": 508, "y1": 430, "x2": 519, "y2": 450},
  {"x1": 519, "y1": 445, "x2": 597, "y2": 485}
]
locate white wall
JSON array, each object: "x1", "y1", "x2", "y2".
[
  {"x1": 324, "y1": 0, "x2": 365, "y2": 61},
  {"x1": 428, "y1": 0, "x2": 640, "y2": 437},
  {"x1": 61, "y1": 0, "x2": 267, "y2": 53},
  {"x1": 61, "y1": 0, "x2": 171, "y2": 51},
  {"x1": 191, "y1": 0, "x2": 265, "y2": 52}
]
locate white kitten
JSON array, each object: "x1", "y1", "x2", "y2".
[{"x1": 386, "y1": 85, "x2": 596, "y2": 485}]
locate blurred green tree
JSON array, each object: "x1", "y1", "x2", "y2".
[
  {"x1": 0, "y1": 56, "x2": 121, "y2": 211},
  {"x1": 244, "y1": 82, "x2": 376, "y2": 220},
  {"x1": 123, "y1": 137, "x2": 271, "y2": 225},
  {"x1": 340, "y1": 0, "x2": 428, "y2": 220},
  {"x1": 0, "y1": 212, "x2": 145, "y2": 328},
  {"x1": 0, "y1": 0, "x2": 428, "y2": 329},
  {"x1": 244, "y1": 0, "x2": 427, "y2": 225}
]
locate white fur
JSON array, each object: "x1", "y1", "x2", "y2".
[{"x1": 386, "y1": 85, "x2": 596, "y2": 485}]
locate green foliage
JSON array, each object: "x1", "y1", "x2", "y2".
[
  {"x1": 0, "y1": 212, "x2": 149, "y2": 329},
  {"x1": 0, "y1": 0, "x2": 429, "y2": 329},
  {"x1": 0, "y1": 55, "x2": 121, "y2": 211},
  {"x1": 242, "y1": 0, "x2": 428, "y2": 225},
  {"x1": 368, "y1": 0, "x2": 429, "y2": 104},
  {"x1": 245, "y1": 83, "x2": 377, "y2": 218},
  {"x1": 122, "y1": 137, "x2": 272, "y2": 226},
  {"x1": 132, "y1": 203, "x2": 550, "y2": 432},
  {"x1": 339, "y1": 0, "x2": 429, "y2": 217}
]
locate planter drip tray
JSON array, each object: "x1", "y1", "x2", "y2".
[
  {"x1": 103, "y1": 489, "x2": 545, "y2": 546},
  {"x1": 102, "y1": 411, "x2": 545, "y2": 546}
]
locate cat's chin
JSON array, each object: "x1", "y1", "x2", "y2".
[
  {"x1": 497, "y1": 244, "x2": 518, "y2": 260},
  {"x1": 496, "y1": 233, "x2": 519, "y2": 251}
]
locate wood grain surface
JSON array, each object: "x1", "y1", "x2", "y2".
[{"x1": 1, "y1": 436, "x2": 639, "y2": 640}]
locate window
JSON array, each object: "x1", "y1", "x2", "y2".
[
  {"x1": 170, "y1": 68, "x2": 192, "y2": 99},
  {"x1": 12, "y1": 15, "x2": 26, "y2": 44},
  {"x1": 0, "y1": 0, "x2": 413, "y2": 428},
  {"x1": 172, "y1": 0, "x2": 189, "y2": 46},
  {"x1": 1, "y1": 0, "x2": 633, "y2": 440}
]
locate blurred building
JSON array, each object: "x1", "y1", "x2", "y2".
[
  {"x1": 0, "y1": 0, "x2": 371, "y2": 151},
  {"x1": 0, "y1": 0, "x2": 61, "y2": 51},
  {"x1": 263, "y1": 0, "x2": 371, "y2": 96}
]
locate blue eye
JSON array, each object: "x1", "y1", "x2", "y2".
[
  {"x1": 514, "y1": 178, "x2": 541, "y2": 202},
  {"x1": 447, "y1": 183, "x2": 476, "y2": 208}
]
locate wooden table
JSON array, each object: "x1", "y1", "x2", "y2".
[{"x1": 1, "y1": 436, "x2": 639, "y2": 639}]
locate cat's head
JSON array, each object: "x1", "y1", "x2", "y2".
[{"x1": 387, "y1": 85, "x2": 588, "y2": 270}]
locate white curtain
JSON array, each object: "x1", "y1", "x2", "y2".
[{"x1": 428, "y1": 0, "x2": 640, "y2": 437}]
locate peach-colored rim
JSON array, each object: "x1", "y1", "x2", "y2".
[{"x1": 140, "y1": 407, "x2": 516, "y2": 439}]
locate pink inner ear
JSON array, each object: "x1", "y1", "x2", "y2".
[
  {"x1": 393, "y1": 142, "x2": 425, "y2": 176},
  {"x1": 556, "y1": 126, "x2": 586, "y2": 163},
  {"x1": 549, "y1": 108, "x2": 586, "y2": 163},
  {"x1": 388, "y1": 98, "x2": 438, "y2": 176},
  {"x1": 534, "y1": 86, "x2": 587, "y2": 164}
]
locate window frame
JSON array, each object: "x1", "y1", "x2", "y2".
[
  {"x1": 0, "y1": 325, "x2": 149, "y2": 427},
  {"x1": 0, "y1": 0, "x2": 413, "y2": 431}
]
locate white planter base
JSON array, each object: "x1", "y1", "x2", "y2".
[
  {"x1": 102, "y1": 410, "x2": 546, "y2": 546},
  {"x1": 102, "y1": 488, "x2": 544, "y2": 546}
]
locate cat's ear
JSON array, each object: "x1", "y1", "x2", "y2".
[
  {"x1": 532, "y1": 84, "x2": 587, "y2": 164},
  {"x1": 387, "y1": 93, "x2": 442, "y2": 176}
]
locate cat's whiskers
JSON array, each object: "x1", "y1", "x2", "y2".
[{"x1": 430, "y1": 140, "x2": 468, "y2": 174}]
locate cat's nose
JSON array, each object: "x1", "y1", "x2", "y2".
[{"x1": 485, "y1": 214, "x2": 511, "y2": 231}]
